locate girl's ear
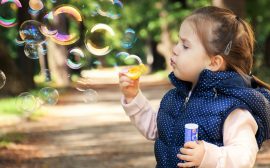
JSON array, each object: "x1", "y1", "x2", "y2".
[{"x1": 207, "y1": 55, "x2": 226, "y2": 72}]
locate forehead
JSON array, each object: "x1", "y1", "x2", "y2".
[{"x1": 179, "y1": 20, "x2": 199, "y2": 42}]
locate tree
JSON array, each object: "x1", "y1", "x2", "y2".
[{"x1": 212, "y1": 0, "x2": 245, "y2": 17}]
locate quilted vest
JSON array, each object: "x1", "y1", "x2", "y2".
[{"x1": 154, "y1": 69, "x2": 270, "y2": 168}]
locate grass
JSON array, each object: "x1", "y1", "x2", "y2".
[
  {"x1": 0, "y1": 97, "x2": 24, "y2": 116},
  {"x1": 0, "y1": 132, "x2": 26, "y2": 148},
  {"x1": 0, "y1": 96, "x2": 47, "y2": 119}
]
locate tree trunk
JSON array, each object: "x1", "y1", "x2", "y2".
[
  {"x1": 213, "y1": 0, "x2": 245, "y2": 17},
  {"x1": 0, "y1": 41, "x2": 30, "y2": 96},
  {"x1": 46, "y1": 13, "x2": 70, "y2": 87},
  {"x1": 15, "y1": 0, "x2": 36, "y2": 90},
  {"x1": 265, "y1": 34, "x2": 270, "y2": 67},
  {"x1": 155, "y1": 0, "x2": 187, "y2": 71},
  {"x1": 156, "y1": 1, "x2": 173, "y2": 71},
  {"x1": 47, "y1": 40, "x2": 70, "y2": 87},
  {"x1": 149, "y1": 39, "x2": 166, "y2": 72}
]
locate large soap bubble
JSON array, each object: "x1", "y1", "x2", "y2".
[
  {"x1": 19, "y1": 20, "x2": 46, "y2": 44},
  {"x1": 85, "y1": 23, "x2": 115, "y2": 56},
  {"x1": 0, "y1": 0, "x2": 22, "y2": 27},
  {"x1": 49, "y1": 5, "x2": 83, "y2": 45},
  {"x1": 95, "y1": 0, "x2": 123, "y2": 19}
]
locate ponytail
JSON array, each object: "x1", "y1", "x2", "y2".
[{"x1": 252, "y1": 75, "x2": 270, "y2": 90}]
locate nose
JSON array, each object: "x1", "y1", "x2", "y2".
[{"x1": 172, "y1": 45, "x2": 178, "y2": 56}]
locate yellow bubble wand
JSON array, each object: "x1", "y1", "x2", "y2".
[{"x1": 124, "y1": 55, "x2": 146, "y2": 80}]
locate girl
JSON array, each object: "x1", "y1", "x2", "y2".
[{"x1": 119, "y1": 6, "x2": 270, "y2": 168}]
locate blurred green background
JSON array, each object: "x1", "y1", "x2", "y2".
[{"x1": 0, "y1": 0, "x2": 270, "y2": 117}]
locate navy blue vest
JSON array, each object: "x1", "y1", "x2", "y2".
[{"x1": 155, "y1": 69, "x2": 270, "y2": 168}]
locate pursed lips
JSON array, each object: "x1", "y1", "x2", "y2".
[{"x1": 170, "y1": 58, "x2": 176, "y2": 67}]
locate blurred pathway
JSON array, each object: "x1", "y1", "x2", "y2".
[{"x1": 0, "y1": 83, "x2": 269, "y2": 168}]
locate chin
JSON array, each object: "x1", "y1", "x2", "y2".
[
  {"x1": 174, "y1": 71, "x2": 191, "y2": 82},
  {"x1": 173, "y1": 71, "x2": 182, "y2": 80}
]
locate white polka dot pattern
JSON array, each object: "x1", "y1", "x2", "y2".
[{"x1": 154, "y1": 69, "x2": 270, "y2": 168}]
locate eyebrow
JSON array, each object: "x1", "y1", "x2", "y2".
[
  {"x1": 179, "y1": 36, "x2": 191, "y2": 44},
  {"x1": 179, "y1": 33, "x2": 188, "y2": 40}
]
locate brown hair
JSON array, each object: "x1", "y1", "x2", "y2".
[{"x1": 185, "y1": 6, "x2": 270, "y2": 90}]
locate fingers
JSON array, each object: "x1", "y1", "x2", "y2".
[
  {"x1": 177, "y1": 161, "x2": 196, "y2": 167},
  {"x1": 179, "y1": 148, "x2": 193, "y2": 155},
  {"x1": 119, "y1": 75, "x2": 135, "y2": 86},
  {"x1": 177, "y1": 154, "x2": 193, "y2": 162},
  {"x1": 184, "y1": 141, "x2": 198, "y2": 149},
  {"x1": 119, "y1": 72, "x2": 140, "y2": 87}
]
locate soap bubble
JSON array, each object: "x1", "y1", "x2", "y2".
[
  {"x1": 14, "y1": 37, "x2": 25, "y2": 46},
  {"x1": 0, "y1": 0, "x2": 22, "y2": 27},
  {"x1": 44, "y1": 69, "x2": 51, "y2": 82},
  {"x1": 28, "y1": 0, "x2": 44, "y2": 16},
  {"x1": 81, "y1": 89, "x2": 98, "y2": 103},
  {"x1": 24, "y1": 41, "x2": 47, "y2": 59},
  {"x1": 75, "y1": 79, "x2": 87, "y2": 92},
  {"x1": 115, "y1": 54, "x2": 146, "y2": 80},
  {"x1": 28, "y1": 7, "x2": 41, "y2": 16},
  {"x1": 0, "y1": 70, "x2": 6, "y2": 89},
  {"x1": 114, "y1": 51, "x2": 130, "y2": 67},
  {"x1": 16, "y1": 92, "x2": 38, "y2": 113},
  {"x1": 93, "y1": 60, "x2": 102, "y2": 66},
  {"x1": 95, "y1": 0, "x2": 123, "y2": 19},
  {"x1": 40, "y1": 11, "x2": 58, "y2": 37},
  {"x1": 121, "y1": 28, "x2": 137, "y2": 49},
  {"x1": 50, "y1": 5, "x2": 82, "y2": 45},
  {"x1": 38, "y1": 87, "x2": 59, "y2": 105},
  {"x1": 85, "y1": 23, "x2": 115, "y2": 56},
  {"x1": 19, "y1": 20, "x2": 46, "y2": 44},
  {"x1": 29, "y1": 0, "x2": 44, "y2": 11},
  {"x1": 116, "y1": 51, "x2": 129, "y2": 60},
  {"x1": 67, "y1": 48, "x2": 86, "y2": 69}
]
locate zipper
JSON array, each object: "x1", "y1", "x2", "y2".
[
  {"x1": 183, "y1": 90, "x2": 192, "y2": 109},
  {"x1": 171, "y1": 90, "x2": 193, "y2": 165}
]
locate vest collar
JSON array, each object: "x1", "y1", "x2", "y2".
[{"x1": 169, "y1": 69, "x2": 252, "y2": 94}]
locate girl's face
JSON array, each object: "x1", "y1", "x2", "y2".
[{"x1": 171, "y1": 20, "x2": 211, "y2": 85}]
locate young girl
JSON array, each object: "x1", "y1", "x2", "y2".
[{"x1": 119, "y1": 6, "x2": 270, "y2": 168}]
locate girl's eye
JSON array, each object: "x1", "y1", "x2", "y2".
[{"x1": 183, "y1": 45, "x2": 188, "y2": 49}]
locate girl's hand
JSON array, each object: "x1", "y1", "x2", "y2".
[
  {"x1": 177, "y1": 141, "x2": 205, "y2": 167},
  {"x1": 119, "y1": 71, "x2": 140, "y2": 103}
]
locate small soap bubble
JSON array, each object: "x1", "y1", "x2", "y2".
[
  {"x1": 28, "y1": 7, "x2": 41, "y2": 16},
  {"x1": 82, "y1": 89, "x2": 98, "y2": 103},
  {"x1": 67, "y1": 48, "x2": 85, "y2": 69},
  {"x1": 14, "y1": 38, "x2": 25, "y2": 46},
  {"x1": 0, "y1": 70, "x2": 6, "y2": 89},
  {"x1": 38, "y1": 87, "x2": 59, "y2": 105},
  {"x1": 24, "y1": 41, "x2": 47, "y2": 59},
  {"x1": 121, "y1": 28, "x2": 137, "y2": 49},
  {"x1": 95, "y1": 0, "x2": 123, "y2": 19},
  {"x1": 16, "y1": 92, "x2": 38, "y2": 113},
  {"x1": 75, "y1": 79, "x2": 87, "y2": 92},
  {"x1": 29, "y1": 0, "x2": 44, "y2": 11}
]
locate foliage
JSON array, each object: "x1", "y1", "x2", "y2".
[{"x1": 0, "y1": 0, "x2": 269, "y2": 81}]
